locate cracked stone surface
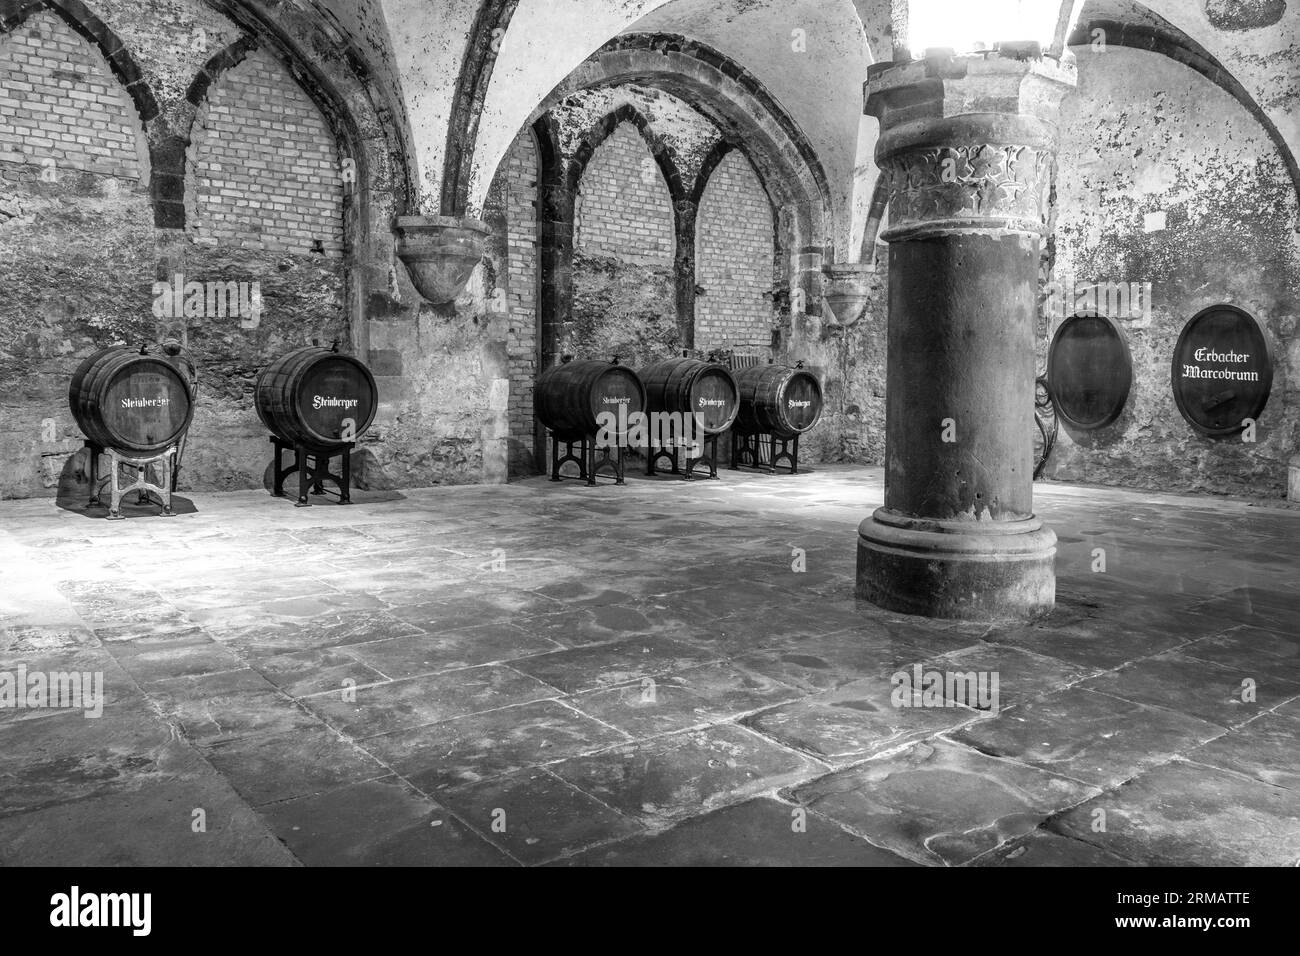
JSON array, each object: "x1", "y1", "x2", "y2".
[{"x1": 0, "y1": 464, "x2": 1296, "y2": 865}]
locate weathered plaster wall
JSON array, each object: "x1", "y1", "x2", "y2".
[
  {"x1": 1042, "y1": 45, "x2": 1300, "y2": 498},
  {"x1": 1122, "y1": 0, "x2": 1300, "y2": 180},
  {"x1": 789, "y1": 264, "x2": 889, "y2": 468},
  {"x1": 377, "y1": 0, "x2": 479, "y2": 211}
]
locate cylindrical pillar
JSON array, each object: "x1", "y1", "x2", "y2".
[{"x1": 856, "y1": 54, "x2": 1076, "y2": 621}]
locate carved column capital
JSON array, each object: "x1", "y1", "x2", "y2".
[
  {"x1": 880, "y1": 140, "x2": 1055, "y2": 239},
  {"x1": 865, "y1": 52, "x2": 1077, "y2": 240}
]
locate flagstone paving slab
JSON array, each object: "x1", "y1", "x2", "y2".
[
  {"x1": 1078, "y1": 650, "x2": 1300, "y2": 728},
  {"x1": 970, "y1": 829, "x2": 1139, "y2": 866},
  {"x1": 509, "y1": 636, "x2": 721, "y2": 695},
  {"x1": 745, "y1": 676, "x2": 988, "y2": 768},
  {"x1": 548, "y1": 724, "x2": 826, "y2": 828},
  {"x1": 0, "y1": 708, "x2": 207, "y2": 818},
  {"x1": 201, "y1": 726, "x2": 391, "y2": 807},
  {"x1": 557, "y1": 797, "x2": 918, "y2": 866},
  {"x1": 340, "y1": 623, "x2": 562, "y2": 679},
  {"x1": 1183, "y1": 710, "x2": 1300, "y2": 791},
  {"x1": 950, "y1": 686, "x2": 1226, "y2": 788},
  {"x1": 438, "y1": 768, "x2": 644, "y2": 864},
  {"x1": 1048, "y1": 759, "x2": 1300, "y2": 866},
  {"x1": 299, "y1": 664, "x2": 561, "y2": 738},
  {"x1": 785, "y1": 739, "x2": 1100, "y2": 866},
  {"x1": 0, "y1": 774, "x2": 298, "y2": 866},
  {"x1": 360, "y1": 699, "x2": 629, "y2": 792},
  {"x1": 258, "y1": 777, "x2": 514, "y2": 866},
  {"x1": 567, "y1": 662, "x2": 803, "y2": 737}
]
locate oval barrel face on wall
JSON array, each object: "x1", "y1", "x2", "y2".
[
  {"x1": 1171, "y1": 305, "x2": 1273, "y2": 437},
  {"x1": 733, "y1": 364, "x2": 824, "y2": 438},
  {"x1": 1046, "y1": 313, "x2": 1133, "y2": 431},
  {"x1": 639, "y1": 358, "x2": 739, "y2": 435},
  {"x1": 257, "y1": 346, "x2": 378, "y2": 450},
  {"x1": 69, "y1": 348, "x2": 194, "y2": 454},
  {"x1": 536, "y1": 358, "x2": 647, "y2": 440}
]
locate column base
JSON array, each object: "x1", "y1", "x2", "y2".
[{"x1": 856, "y1": 508, "x2": 1056, "y2": 622}]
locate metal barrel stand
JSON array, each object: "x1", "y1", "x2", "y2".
[
  {"x1": 85, "y1": 442, "x2": 178, "y2": 519},
  {"x1": 549, "y1": 432, "x2": 625, "y2": 486},
  {"x1": 729, "y1": 431, "x2": 801, "y2": 475},
  {"x1": 647, "y1": 431, "x2": 720, "y2": 480},
  {"x1": 271, "y1": 437, "x2": 354, "y2": 506}
]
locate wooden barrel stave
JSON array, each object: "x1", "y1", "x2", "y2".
[
  {"x1": 68, "y1": 347, "x2": 193, "y2": 454},
  {"x1": 255, "y1": 346, "x2": 378, "y2": 450}
]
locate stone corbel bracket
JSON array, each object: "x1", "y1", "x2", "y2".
[
  {"x1": 394, "y1": 215, "x2": 491, "y2": 306},
  {"x1": 821, "y1": 262, "x2": 878, "y2": 333}
]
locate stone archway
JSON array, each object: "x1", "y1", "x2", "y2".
[{"x1": 525, "y1": 35, "x2": 833, "y2": 378}]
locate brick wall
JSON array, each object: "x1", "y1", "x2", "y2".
[
  {"x1": 187, "y1": 48, "x2": 344, "y2": 256},
  {"x1": 502, "y1": 127, "x2": 539, "y2": 477},
  {"x1": 696, "y1": 150, "x2": 775, "y2": 352},
  {"x1": 575, "y1": 121, "x2": 673, "y2": 266},
  {"x1": 0, "y1": 12, "x2": 144, "y2": 181}
]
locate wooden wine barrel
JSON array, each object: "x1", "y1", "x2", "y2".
[
  {"x1": 255, "y1": 345, "x2": 378, "y2": 450},
  {"x1": 535, "y1": 357, "x2": 646, "y2": 439},
  {"x1": 69, "y1": 346, "x2": 194, "y2": 454},
  {"x1": 734, "y1": 362, "x2": 824, "y2": 438},
  {"x1": 639, "y1": 356, "x2": 739, "y2": 436}
]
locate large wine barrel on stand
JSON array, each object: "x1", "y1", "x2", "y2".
[
  {"x1": 69, "y1": 346, "x2": 194, "y2": 454},
  {"x1": 535, "y1": 357, "x2": 646, "y2": 440},
  {"x1": 256, "y1": 345, "x2": 378, "y2": 450},
  {"x1": 734, "y1": 362, "x2": 824, "y2": 437},
  {"x1": 639, "y1": 356, "x2": 739, "y2": 435}
]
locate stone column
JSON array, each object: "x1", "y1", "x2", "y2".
[{"x1": 856, "y1": 53, "x2": 1076, "y2": 621}]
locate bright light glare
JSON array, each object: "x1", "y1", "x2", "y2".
[{"x1": 908, "y1": 0, "x2": 1079, "y2": 55}]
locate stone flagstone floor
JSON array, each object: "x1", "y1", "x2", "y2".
[{"x1": 0, "y1": 464, "x2": 1296, "y2": 866}]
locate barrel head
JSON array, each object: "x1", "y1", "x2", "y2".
[
  {"x1": 103, "y1": 360, "x2": 190, "y2": 451},
  {"x1": 591, "y1": 366, "x2": 646, "y2": 439},
  {"x1": 1047, "y1": 313, "x2": 1132, "y2": 431},
  {"x1": 296, "y1": 356, "x2": 377, "y2": 446},
  {"x1": 1171, "y1": 304, "x2": 1273, "y2": 437},
  {"x1": 784, "y1": 370, "x2": 823, "y2": 434}
]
